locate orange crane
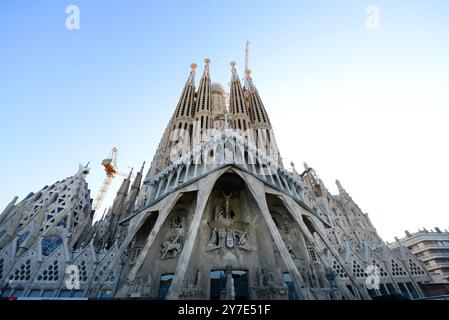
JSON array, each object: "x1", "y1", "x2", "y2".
[{"x1": 92, "y1": 147, "x2": 131, "y2": 220}]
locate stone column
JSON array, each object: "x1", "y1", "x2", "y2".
[
  {"x1": 165, "y1": 169, "x2": 224, "y2": 299},
  {"x1": 239, "y1": 171, "x2": 312, "y2": 300}
]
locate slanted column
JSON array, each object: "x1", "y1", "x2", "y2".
[
  {"x1": 266, "y1": 163, "x2": 277, "y2": 185},
  {"x1": 146, "y1": 181, "x2": 157, "y2": 204},
  {"x1": 238, "y1": 145, "x2": 248, "y2": 170},
  {"x1": 273, "y1": 171, "x2": 285, "y2": 191},
  {"x1": 112, "y1": 192, "x2": 182, "y2": 297},
  {"x1": 154, "y1": 179, "x2": 164, "y2": 199},
  {"x1": 164, "y1": 171, "x2": 175, "y2": 194},
  {"x1": 88, "y1": 192, "x2": 177, "y2": 297},
  {"x1": 240, "y1": 172, "x2": 312, "y2": 300},
  {"x1": 174, "y1": 165, "x2": 182, "y2": 187},
  {"x1": 290, "y1": 182, "x2": 301, "y2": 200},
  {"x1": 220, "y1": 135, "x2": 226, "y2": 165},
  {"x1": 285, "y1": 177, "x2": 296, "y2": 197},
  {"x1": 183, "y1": 162, "x2": 191, "y2": 183},
  {"x1": 280, "y1": 173, "x2": 293, "y2": 195},
  {"x1": 193, "y1": 155, "x2": 200, "y2": 178},
  {"x1": 166, "y1": 170, "x2": 223, "y2": 299},
  {"x1": 202, "y1": 147, "x2": 209, "y2": 174},
  {"x1": 232, "y1": 137, "x2": 237, "y2": 164},
  {"x1": 255, "y1": 151, "x2": 260, "y2": 175},
  {"x1": 212, "y1": 142, "x2": 220, "y2": 168},
  {"x1": 251, "y1": 153, "x2": 258, "y2": 175},
  {"x1": 127, "y1": 194, "x2": 180, "y2": 282},
  {"x1": 241, "y1": 144, "x2": 249, "y2": 170}
]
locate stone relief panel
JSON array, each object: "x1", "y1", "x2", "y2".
[
  {"x1": 160, "y1": 215, "x2": 185, "y2": 259},
  {"x1": 206, "y1": 193, "x2": 253, "y2": 252},
  {"x1": 271, "y1": 212, "x2": 305, "y2": 261},
  {"x1": 252, "y1": 267, "x2": 288, "y2": 299}
]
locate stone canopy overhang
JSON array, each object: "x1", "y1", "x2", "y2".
[{"x1": 119, "y1": 163, "x2": 331, "y2": 229}]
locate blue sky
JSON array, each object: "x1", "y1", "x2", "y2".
[{"x1": 1, "y1": 0, "x2": 448, "y2": 241}]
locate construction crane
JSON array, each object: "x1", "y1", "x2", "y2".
[
  {"x1": 245, "y1": 40, "x2": 250, "y2": 72},
  {"x1": 243, "y1": 40, "x2": 251, "y2": 102},
  {"x1": 92, "y1": 147, "x2": 131, "y2": 220}
]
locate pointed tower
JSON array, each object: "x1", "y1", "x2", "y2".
[
  {"x1": 244, "y1": 68, "x2": 282, "y2": 166},
  {"x1": 228, "y1": 61, "x2": 252, "y2": 137},
  {"x1": 124, "y1": 162, "x2": 145, "y2": 218},
  {"x1": 0, "y1": 165, "x2": 93, "y2": 252},
  {"x1": 102, "y1": 171, "x2": 132, "y2": 248},
  {"x1": 192, "y1": 58, "x2": 213, "y2": 146},
  {"x1": 147, "y1": 63, "x2": 198, "y2": 177},
  {"x1": 334, "y1": 179, "x2": 379, "y2": 240}
]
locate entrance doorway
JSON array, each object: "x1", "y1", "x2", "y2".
[
  {"x1": 209, "y1": 269, "x2": 249, "y2": 300},
  {"x1": 158, "y1": 274, "x2": 175, "y2": 299},
  {"x1": 232, "y1": 270, "x2": 249, "y2": 300}
]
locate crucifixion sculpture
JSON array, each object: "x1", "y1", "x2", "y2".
[{"x1": 222, "y1": 192, "x2": 233, "y2": 219}]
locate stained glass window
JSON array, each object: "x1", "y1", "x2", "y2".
[
  {"x1": 17, "y1": 231, "x2": 30, "y2": 246},
  {"x1": 41, "y1": 235, "x2": 63, "y2": 256}
]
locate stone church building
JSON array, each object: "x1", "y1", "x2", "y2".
[{"x1": 0, "y1": 59, "x2": 432, "y2": 300}]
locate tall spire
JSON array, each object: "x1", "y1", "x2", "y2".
[
  {"x1": 147, "y1": 63, "x2": 198, "y2": 176},
  {"x1": 111, "y1": 170, "x2": 132, "y2": 214},
  {"x1": 124, "y1": 162, "x2": 145, "y2": 216},
  {"x1": 195, "y1": 58, "x2": 212, "y2": 114},
  {"x1": 229, "y1": 62, "x2": 251, "y2": 132},
  {"x1": 243, "y1": 68, "x2": 282, "y2": 166},
  {"x1": 244, "y1": 69, "x2": 271, "y2": 129},
  {"x1": 192, "y1": 58, "x2": 213, "y2": 145},
  {"x1": 174, "y1": 63, "x2": 197, "y2": 118},
  {"x1": 103, "y1": 172, "x2": 132, "y2": 248}
]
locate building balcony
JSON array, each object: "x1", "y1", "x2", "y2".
[
  {"x1": 420, "y1": 253, "x2": 449, "y2": 262},
  {"x1": 411, "y1": 244, "x2": 449, "y2": 254},
  {"x1": 427, "y1": 263, "x2": 449, "y2": 272}
]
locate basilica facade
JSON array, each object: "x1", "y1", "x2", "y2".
[{"x1": 0, "y1": 59, "x2": 432, "y2": 300}]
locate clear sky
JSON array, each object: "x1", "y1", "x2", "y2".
[{"x1": 1, "y1": 0, "x2": 448, "y2": 242}]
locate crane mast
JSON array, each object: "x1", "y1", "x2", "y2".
[
  {"x1": 92, "y1": 147, "x2": 118, "y2": 220},
  {"x1": 245, "y1": 40, "x2": 250, "y2": 72}
]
